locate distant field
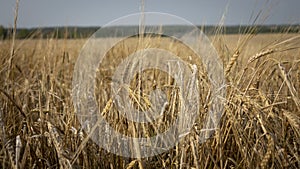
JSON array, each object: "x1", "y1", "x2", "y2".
[
  {"x1": 1, "y1": 33, "x2": 298, "y2": 59},
  {"x1": 0, "y1": 33, "x2": 299, "y2": 168}
]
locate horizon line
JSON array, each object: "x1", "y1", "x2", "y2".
[{"x1": 2, "y1": 23, "x2": 299, "y2": 29}]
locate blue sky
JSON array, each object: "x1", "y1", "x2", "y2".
[{"x1": 0, "y1": 0, "x2": 299, "y2": 28}]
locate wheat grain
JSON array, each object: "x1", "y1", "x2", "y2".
[
  {"x1": 260, "y1": 134, "x2": 274, "y2": 169},
  {"x1": 225, "y1": 50, "x2": 240, "y2": 77},
  {"x1": 247, "y1": 49, "x2": 274, "y2": 63},
  {"x1": 283, "y1": 109, "x2": 300, "y2": 132}
]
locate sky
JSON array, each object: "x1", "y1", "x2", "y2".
[{"x1": 0, "y1": 0, "x2": 299, "y2": 28}]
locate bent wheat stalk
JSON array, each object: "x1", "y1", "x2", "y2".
[
  {"x1": 278, "y1": 63, "x2": 300, "y2": 112},
  {"x1": 247, "y1": 49, "x2": 274, "y2": 63}
]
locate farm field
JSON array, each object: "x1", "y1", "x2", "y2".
[{"x1": 0, "y1": 32, "x2": 299, "y2": 168}]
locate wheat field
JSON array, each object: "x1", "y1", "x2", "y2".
[{"x1": 0, "y1": 31, "x2": 299, "y2": 169}]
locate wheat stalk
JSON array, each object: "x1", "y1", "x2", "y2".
[
  {"x1": 260, "y1": 134, "x2": 274, "y2": 169},
  {"x1": 47, "y1": 122, "x2": 72, "y2": 168},
  {"x1": 225, "y1": 50, "x2": 240, "y2": 77},
  {"x1": 278, "y1": 63, "x2": 300, "y2": 112},
  {"x1": 71, "y1": 98, "x2": 113, "y2": 165},
  {"x1": 247, "y1": 49, "x2": 274, "y2": 63},
  {"x1": 6, "y1": 0, "x2": 19, "y2": 81},
  {"x1": 126, "y1": 160, "x2": 137, "y2": 169},
  {"x1": 15, "y1": 135, "x2": 21, "y2": 169},
  {"x1": 283, "y1": 109, "x2": 300, "y2": 136}
]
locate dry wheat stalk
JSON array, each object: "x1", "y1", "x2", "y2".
[
  {"x1": 247, "y1": 49, "x2": 274, "y2": 63},
  {"x1": 190, "y1": 137, "x2": 199, "y2": 169},
  {"x1": 47, "y1": 122, "x2": 72, "y2": 169},
  {"x1": 225, "y1": 50, "x2": 240, "y2": 77},
  {"x1": 278, "y1": 63, "x2": 300, "y2": 112},
  {"x1": 260, "y1": 134, "x2": 274, "y2": 169},
  {"x1": 71, "y1": 98, "x2": 113, "y2": 165},
  {"x1": 5, "y1": 139, "x2": 16, "y2": 169},
  {"x1": 283, "y1": 109, "x2": 300, "y2": 136},
  {"x1": 19, "y1": 142, "x2": 30, "y2": 169},
  {"x1": 126, "y1": 160, "x2": 137, "y2": 169},
  {"x1": 0, "y1": 101, "x2": 5, "y2": 143},
  {"x1": 7, "y1": 0, "x2": 19, "y2": 81},
  {"x1": 15, "y1": 135, "x2": 21, "y2": 169}
]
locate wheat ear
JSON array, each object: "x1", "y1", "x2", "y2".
[
  {"x1": 225, "y1": 50, "x2": 240, "y2": 77},
  {"x1": 247, "y1": 49, "x2": 274, "y2": 63}
]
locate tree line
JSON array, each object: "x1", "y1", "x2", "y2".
[{"x1": 0, "y1": 25, "x2": 299, "y2": 40}]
